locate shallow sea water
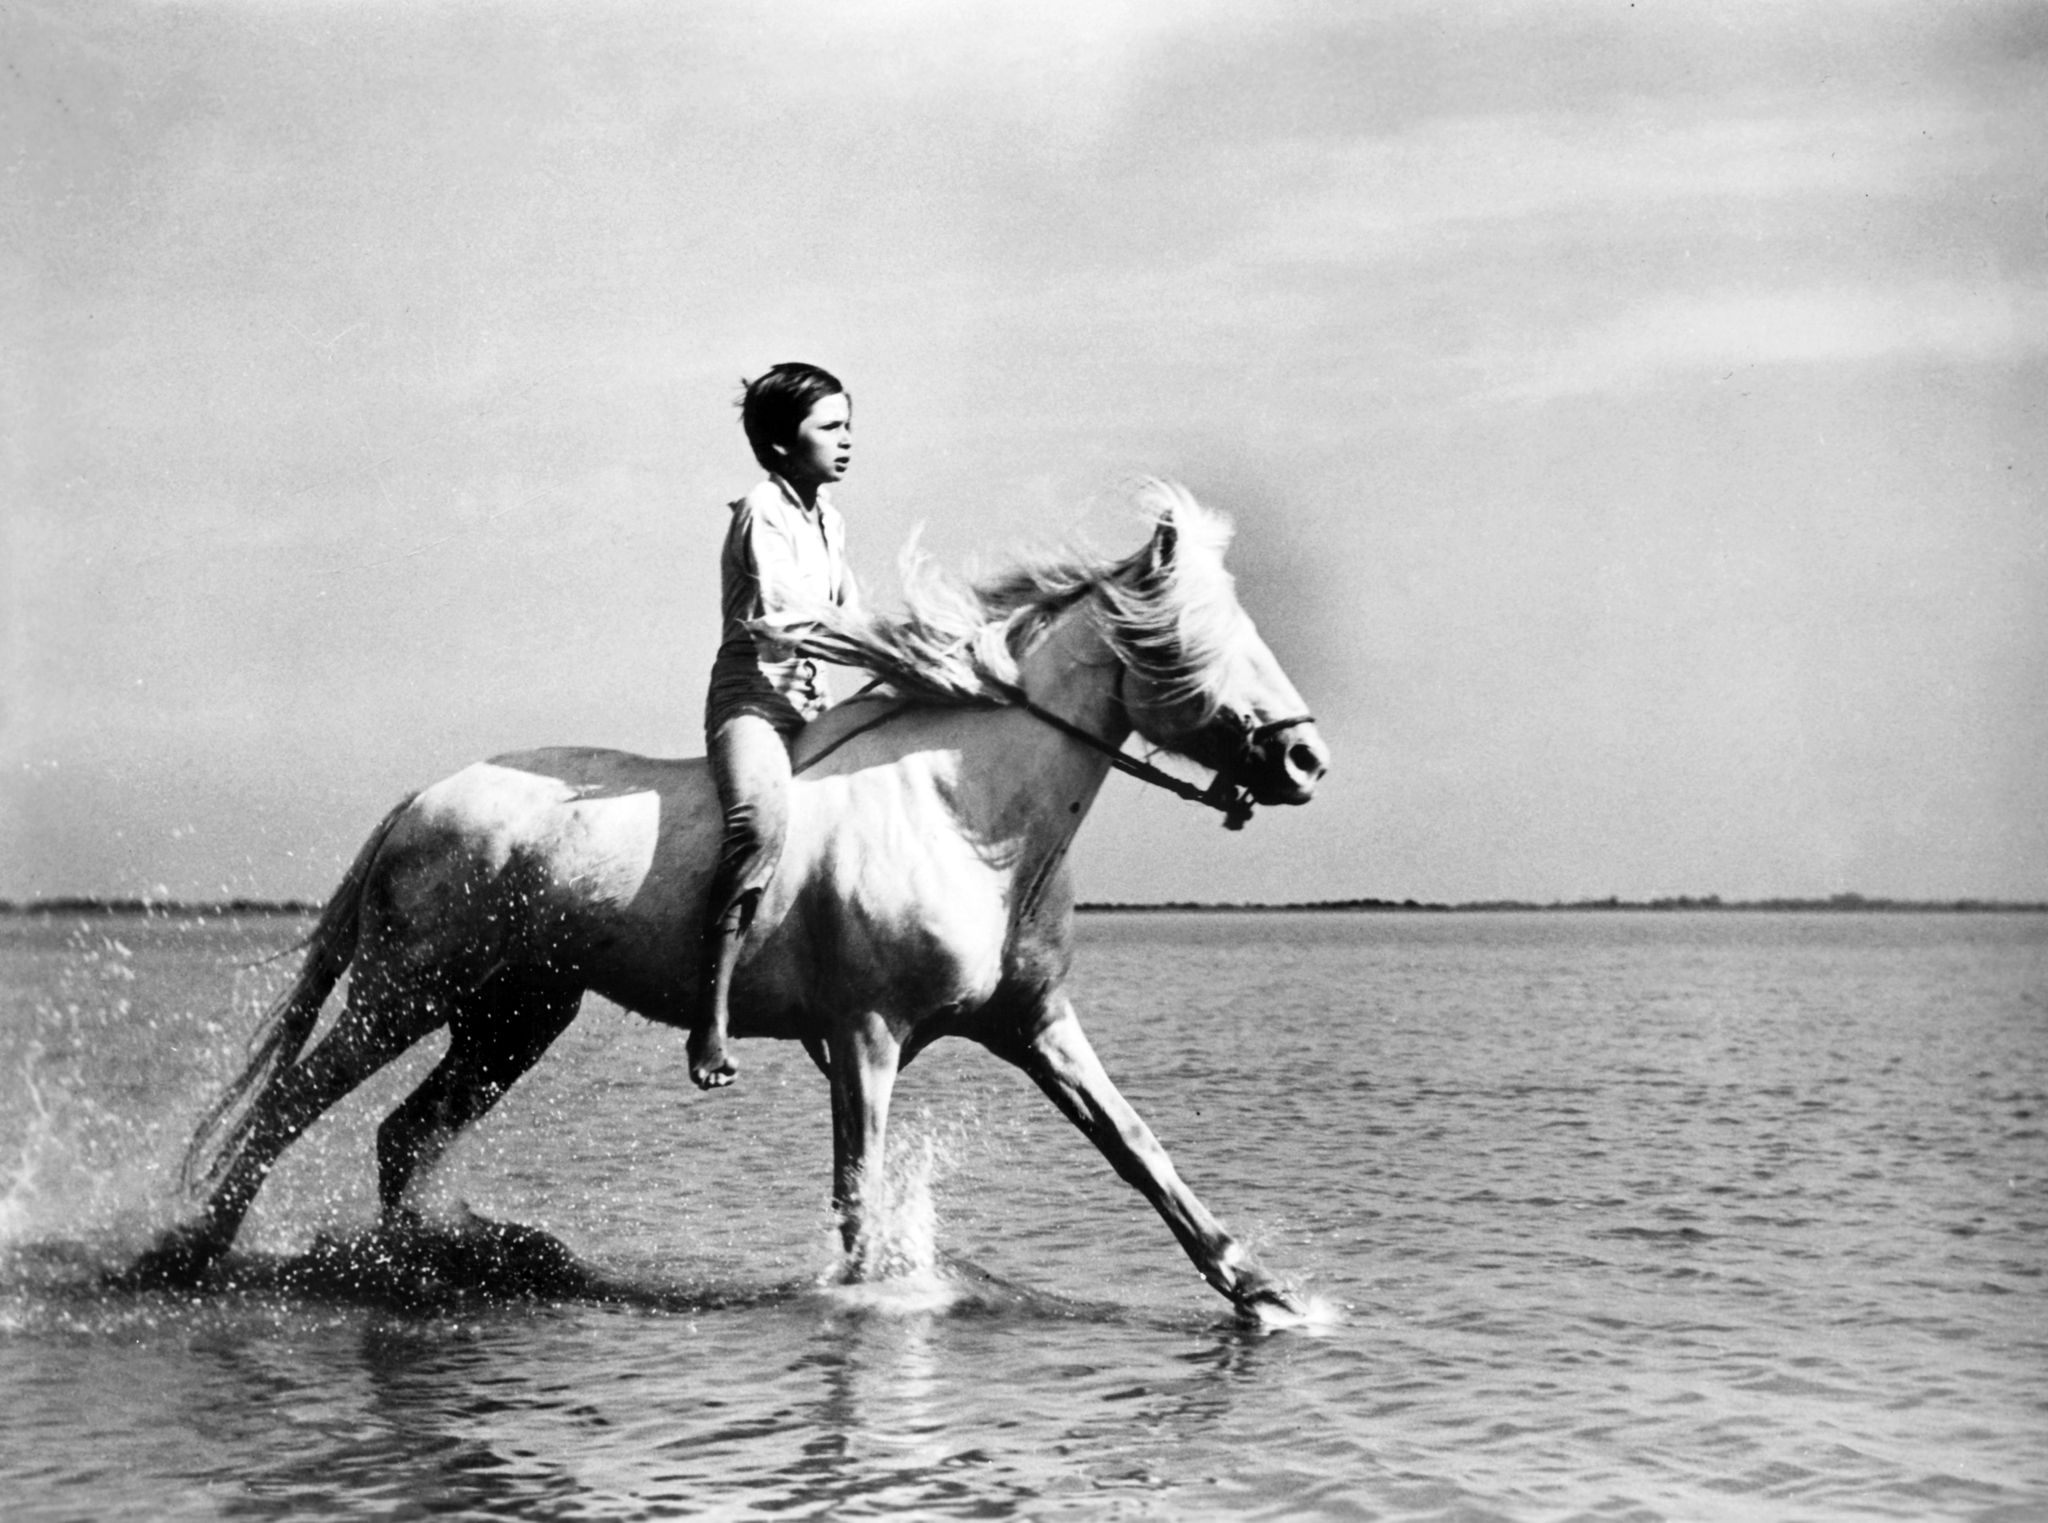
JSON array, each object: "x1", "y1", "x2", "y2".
[{"x1": 1, "y1": 909, "x2": 2044, "y2": 1520}]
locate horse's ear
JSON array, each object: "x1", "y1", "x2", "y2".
[{"x1": 1151, "y1": 515, "x2": 1178, "y2": 577}]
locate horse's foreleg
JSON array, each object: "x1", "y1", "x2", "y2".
[
  {"x1": 999, "y1": 996, "x2": 1301, "y2": 1316},
  {"x1": 802, "y1": 1035, "x2": 846, "y2": 1210},
  {"x1": 825, "y1": 1016, "x2": 898, "y2": 1266}
]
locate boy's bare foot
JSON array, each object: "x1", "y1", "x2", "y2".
[{"x1": 689, "y1": 1029, "x2": 737, "y2": 1089}]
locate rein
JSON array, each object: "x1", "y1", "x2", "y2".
[
  {"x1": 792, "y1": 677, "x2": 1310, "y2": 832},
  {"x1": 790, "y1": 693, "x2": 913, "y2": 777},
  {"x1": 990, "y1": 673, "x2": 1310, "y2": 832},
  {"x1": 989, "y1": 681, "x2": 1256, "y2": 829}
]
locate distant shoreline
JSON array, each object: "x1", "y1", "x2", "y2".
[
  {"x1": 1076, "y1": 895, "x2": 2048, "y2": 914},
  {"x1": 3, "y1": 893, "x2": 2044, "y2": 917},
  {"x1": 0, "y1": 898, "x2": 325, "y2": 917}
]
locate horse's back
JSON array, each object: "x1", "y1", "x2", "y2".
[
  {"x1": 483, "y1": 745, "x2": 704, "y2": 799},
  {"x1": 416, "y1": 747, "x2": 715, "y2": 870},
  {"x1": 362, "y1": 748, "x2": 721, "y2": 1003},
  {"x1": 365, "y1": 718, "x2": 1036, "y2": 1029}
]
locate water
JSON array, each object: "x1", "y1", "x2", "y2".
[{"x1": 2, "y1": 909, "x2": 2044, "y2": 1520}]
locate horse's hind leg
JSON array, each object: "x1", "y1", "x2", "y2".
[
  {"x1": 117, "y1": 971, "x2": 448, "y2": 1287},
  {"x1": 192, "y1": 971, "x2": 447, "y2": 1253},
  {"x1": 375, "y1": 974, "x2": 581, "y2": 1225}
]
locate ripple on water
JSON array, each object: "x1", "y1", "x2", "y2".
[{"x1": 3, "y1": 910, "x2": 2047, "y2": 1519}]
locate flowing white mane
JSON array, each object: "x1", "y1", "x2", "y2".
[{"x1": 757, "y1": 481, "x2": 1248, "y2": 720}]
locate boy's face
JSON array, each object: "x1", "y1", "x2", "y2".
[{"x1": 776, "y1": 392, "x2": 853, "y2": 491}]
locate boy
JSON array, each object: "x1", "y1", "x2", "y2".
[{"x1": 692, "y1": 362, "x2": 858, "y2": 1089}]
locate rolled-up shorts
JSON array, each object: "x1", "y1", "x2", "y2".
[{"x1": 705, "y1": 707, "x2": 807, "y2": 922}]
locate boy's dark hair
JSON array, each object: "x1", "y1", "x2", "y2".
[{"x1": 738, "y1": 362, "x2": 847, "y2": 471}]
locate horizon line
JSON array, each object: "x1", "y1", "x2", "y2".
[{"x1": 4, "y1": 893, "x2": 2044, "y2": 917}]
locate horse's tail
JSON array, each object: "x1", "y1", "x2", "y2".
[{"x1": 179, "y1": 794, "x2": 417, "y2": 1197}]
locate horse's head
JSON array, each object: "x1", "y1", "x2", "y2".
[
  {"x1": 757, "y1": 480, "x2": 1330, "y2": 820},
  {"x1": 1107, "y1": 486, "x2": 1330, "y2": 814}
]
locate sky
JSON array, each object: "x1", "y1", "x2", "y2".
[{"x1": 4, "y1": 0, "x2": 2044, "y2": 905}]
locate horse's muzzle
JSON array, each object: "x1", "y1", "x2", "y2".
[{"x1": 1246, "y1": 719, "x2": 1330, "y2": 806}]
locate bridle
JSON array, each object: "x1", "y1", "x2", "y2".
[
  {"x1": 987, "y1": 670, "x2": 1312, "y2": 831},
  {"x1": 796, "y1": 671, "x2": 1311, "y2": 831}
]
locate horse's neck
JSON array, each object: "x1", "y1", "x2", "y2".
[
  {"x1": 1015, "y1": 605, "x2": 1130, "y2": 752},
  {"x1": 968, "y1": 606, "x2": 1127, "y2": 862},
  {"x1": 797, "y1": 604, "x2": 1126, "y2": 910}
]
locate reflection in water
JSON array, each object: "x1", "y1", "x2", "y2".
[
  {"x1": 184, "y1": 1319, "x2": 594, "y2": 1519},
  {"x1": 779, "y1": 1314, "x2": 961, "y2": 1513},
  {"x1": 814, "y1": 1307, "x2": 945, "y2": 1461},
  {"x1": 759, "y1": 1299, "x2": 1287, "y2": 1516},
  {"x1": 345, "y1": 1322, "x2": 591, "y2": 1516},
  {"x1": 5, "y1": 911, "x2": 2045, "y2": 1518}
]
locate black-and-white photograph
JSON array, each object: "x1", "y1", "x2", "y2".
[{"x1": 4, "y1": 2, "x2": 2043, "y2": 1517}]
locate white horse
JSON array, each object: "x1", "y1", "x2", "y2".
[{"x1": 134, "y1": 484, "x2": 1331, "y2": 1314}]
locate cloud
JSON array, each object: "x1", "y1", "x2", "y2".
[
  {"x1": 1484, "y1": 281, "x2": 2048, "y2": 400},
  {"x1": 1249, "y1": 102, "x2": 1988, "y2": 267}
]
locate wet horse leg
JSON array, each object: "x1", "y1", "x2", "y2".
[
  {"x1": 800, "y1": 1034, "x2": 844, "y2": 1196},
  {"x1": 996, "y1": 994, "x2": 1302, "y2": 1314},
  {"x1": 201, "y1": 974, "x2": 442, "y2": 1252},
  {"x1": 824, "y1": 1015, "x2": 899, "y2": 1268},
  {"x1": 375, "y1": 975, "x2": 582, "y2": 1224},
  {"x1": 802, "y1": 1034, "x2": 867, "y2": 1254},
  {"x1": 140, "y1": 973, "x2": 444, "y2": 1278}
]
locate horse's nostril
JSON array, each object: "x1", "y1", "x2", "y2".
[{"x1": 1288, "y1": 742, "x2": 1324, "y2": 781}]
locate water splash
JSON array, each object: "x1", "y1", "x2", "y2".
[
  {"x1": 0, "y1": 927, "x2": 296, "y2": 1273},
  {"x1": 847, "y1": 1125, "x2": 942, "y2": 1280},
  {"x1": 1247, "y1": 1288, "x2": 1344, "y2": 1334},
  {"x1": 0, "y1": 1045, "x2": 57, "y2": 1249},
  {"x1": 823, "y1": 1118, "x2": 960, "y2": 1313},
  {"x1": 0, "y1": 1042, "x2": 177, "y2": 1270}
]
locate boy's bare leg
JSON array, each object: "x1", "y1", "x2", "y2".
[
  {"x1": 689, "y1": 897, "x2": 745, "y2": 1089},
  {"x1": 695, "y1": 711, "x2": 792, "y2": 1092}
]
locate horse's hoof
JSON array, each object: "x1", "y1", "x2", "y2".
[
  {"x1": 690, "y1": 1059, "x2": 738, "y2": 1090},
  {"x1": 1229, "y1": 1267, "x2": 1309, "y2": 1322},
  {"x1": 1240, "y1": 1285, "x2": 1309, "y2": 1322},
  {"x1": 114, "y1": 1224, "x2": 226, "y2": 1290},
  {"x1": 349, "y1": 1208, "x2": 591, "y2": 1299},
  {"x1": 379, "y1": 1206, "x2": 431, "y2": 1240}
]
